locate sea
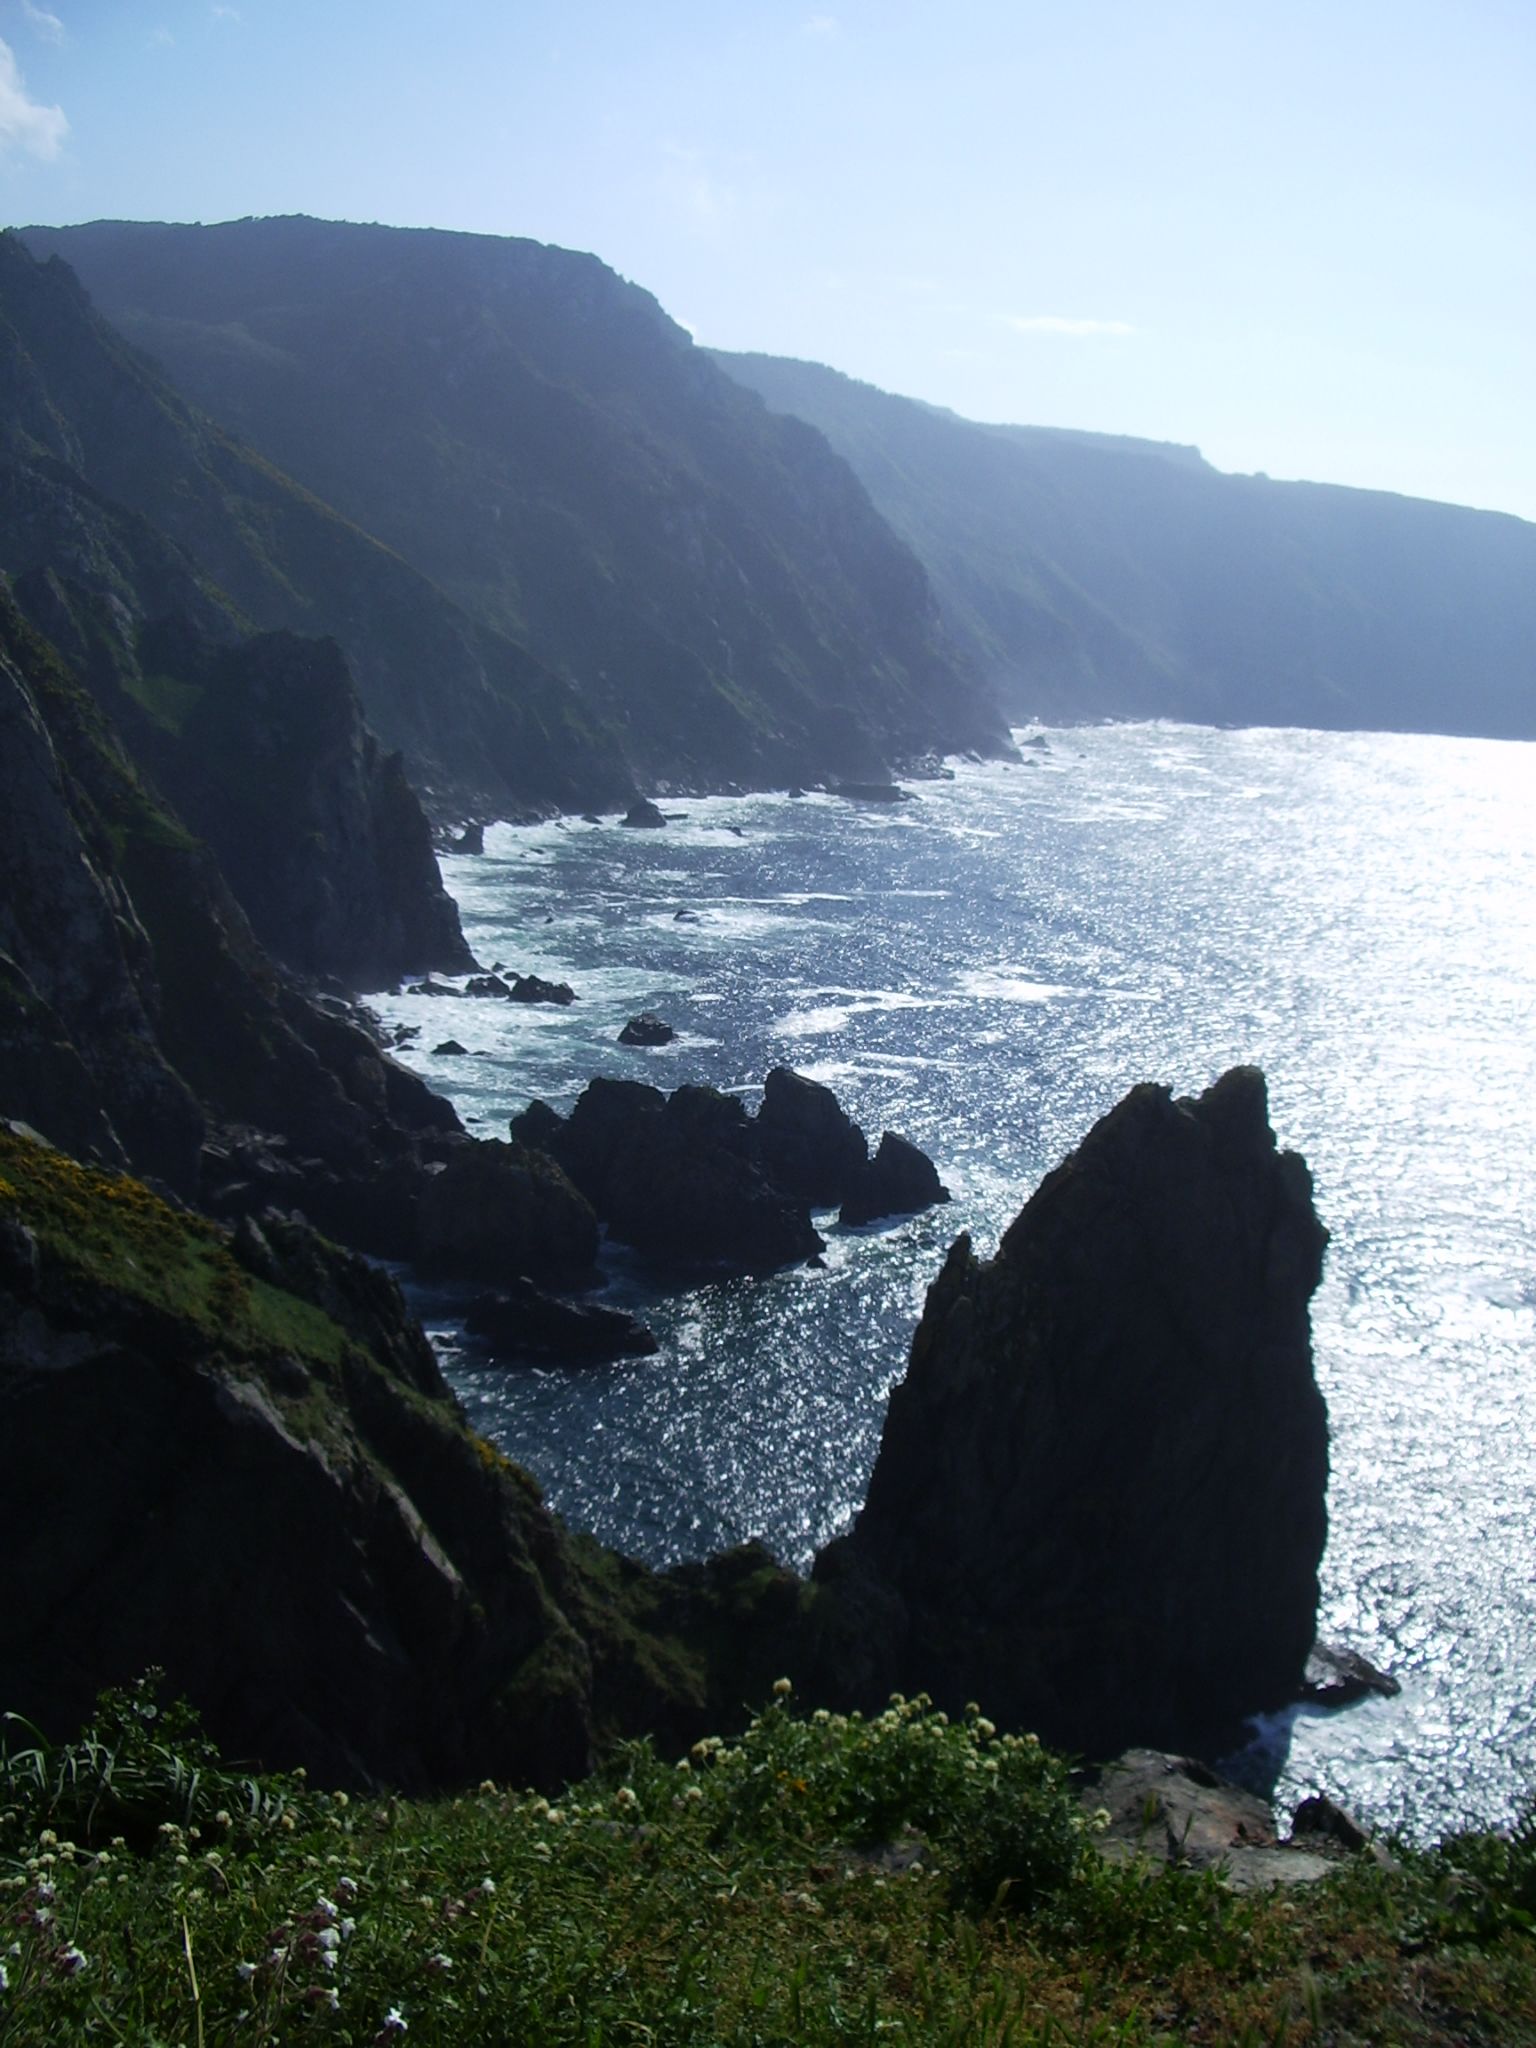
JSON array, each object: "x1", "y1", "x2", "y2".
[{"x1": 372, "y1": 721, "x2": 1536, "y2": 1844}]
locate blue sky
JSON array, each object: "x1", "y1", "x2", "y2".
[{"x1": 2, "y1": 0, "x2": 1532, "y2": 520}]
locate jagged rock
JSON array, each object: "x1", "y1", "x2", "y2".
[
  {"x1": 621, "y1": 798, "x2": 667, "y2": 829},
  {"x1": 756, "y1": 1066, "x2": 869, "y2": 1205},
  {"x1": 416, "y1": 1139, "x2": 598, "y2": 1287},
  {"x1": 673, "y1": 909, "x2": 700, "y2": 923},
  {"x1": 465, "y1": 973, "x2": 514, "y2": 998},
  {"x1": 406, "y1": 977, "x2": 464, "y2": 997},
  {"x1": 813, "y1": 1068, "x2": 1329, "y2": 1760},
  {"x1": 619, "y1": 1012, "x2": 675, "y2": 1047},
  {"x1": 452, "y1": 822, "x2": 485, "y2": 854},
  {"x1": 508, "y1": 1098, "x2": 566, "y2": 1149},
  {"x1": 1301, "y1": 1640, "x2": 1401, "y2": 1706},
  {"x1": 509, "y1": 974, "x2": 577, "y2": 1005},
  {"x1": 839, "y1": 1130, "x2": 949, "y2": 1226},
  {"x1": 433, "y1": 1040, "x2": 467, "y2": 1056},
  {"x1": 465, "y1": 1279, "x2": 659, "y2": 1363}
]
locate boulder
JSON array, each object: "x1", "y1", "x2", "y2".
[
  {"x1": 464, "y1": 1280, "x2": 659, "y2": 1363},
  {"x1": 813, "y1": 1068, "x2": 1330, "y2": 1760},
  {"x1": 1083, "y1": 1752, "x2": 1340, "y2": 1890},
  {"x1": 416, "y1": 1139, "x2": 598, "y2": 1287},
  {"x1": 432, "y1": 1040, "x2": 467, "y2": 1055},
  {"x1": 619, "y1": 1012, "x2": 675, "y2": 1047},
  {"x1": 755, "y1": 1065, "x2": 868, "y2": 1204},
  {"x1": 509, "y1": 974, "x2": 577, "y2": 1005},
  {"x1": 621, "y1": 798, "x2": 667, "y2": 829},
  {"x1": 838, "y1": 1130, "x2": 949, "y2": 1225},
  {"x1": 465, "y1": 973, "x2": 514, "y2": 998}
]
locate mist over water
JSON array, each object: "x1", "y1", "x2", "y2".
[{"x1": 374, "y1": 723, "x2": 1536, "y2": 1842}]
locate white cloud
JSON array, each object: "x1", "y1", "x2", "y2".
[
  {"x1": 20, "y1": 2, "x2": 66, "y2": 45},
  {"x1": 1005, "y1": 315, "x2": 1136, "y2": 338},
  {"x1": 149, "y1": 25, "x2": 175, "y2": 46},
  {"x1": 803, "y1": 14, "x2": 839, "y2": 34},
  {"x1": 209, "y1": 2, "x2": 241, "y2": 17},
  {"x1": 0, "y1": 35, "x2": 66, "y2": 157}
]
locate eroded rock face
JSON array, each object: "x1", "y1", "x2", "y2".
[{"x1": 814, "y1": 1068, "x2": 1329, "y2": 1760}]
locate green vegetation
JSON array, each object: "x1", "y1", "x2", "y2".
[
  {"x1": 2, "y1": 1678, "x2": 1533, "y2": 2046},
  {"x1": 0, "y1": 1125, "x2": 345, "y2": 1371}
]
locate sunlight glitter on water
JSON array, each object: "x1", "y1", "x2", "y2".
[{"x1": 374, "y1": 723, "x2": 1536, "y2": 1840}]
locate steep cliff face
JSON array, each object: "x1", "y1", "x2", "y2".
[
  {"x1": 0, "y1": 230, "x2": 624, "y2": 815},
  {"x1": 814, "y1": 1068, "x2": 1330, "y2": 1759},
  {"x1": 718, "y1": 351, "x2": 1536, "y2": 740},
  {"x1": 20, "y1": 584, "x2": 474, "y2": 988},
  {"x1": 22, "y1": 217, "x2": 1011, "y2": 790},
  {"x1": 0, "y1": 591, "x2": 460, "y2": 1246}
]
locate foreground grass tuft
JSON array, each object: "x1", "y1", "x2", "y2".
[{"x1": 2, "y1": 1676, "x2": 1533, "y2": 2044}]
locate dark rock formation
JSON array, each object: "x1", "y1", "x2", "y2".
[
  {"x1": 513, "y1": 1068, "x2": 948, "y2": 1274},
  {"x1": 524, "y1": 1078, "x2": 824, "y2": 1274},
  {"x1": 465, "y1": 1279, "x2": 659, "y2": 1364},
  {"x1": 433, "y1": 1040, "x2": 467, "y2": 1056},
  {"x1": 416, "y1": 1139, "x2": 599, "y2": 1288},
  {"x1": 78, "y1": 608, "x2": 474, "y2": 990},
  {"x1": 812, "y1": 1068, "x2": 1329, "y2": 1760},
  {"x1": 1300, "y1": 1641, "x2": 1401, "y2": 1706},
  {"x1": 832, "y1": 781, "x2": 912, "y2": 804},
  {"x1": 465, "y1": 973, "x2": 513, "y2": 997},
  {"x1": 619, "y1": 1012, "x2": 675, "y2": 1047},
  {"x1": 509, "y1": 973, "x2": 577, "y2": 1005},
  {"x1": 756, "y1": 1065, "x2": 868, "y2": 1204},
  {"x1": 621, "y1": 798, "x2": 668, "y2": 829},
  {"x1": 840, "y1": 1130, "x2": 950, "y2": 1226}
]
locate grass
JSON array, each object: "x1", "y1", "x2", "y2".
[{"x1": 2, "y1": 1678, "x2": 1533, "y2": 2046}]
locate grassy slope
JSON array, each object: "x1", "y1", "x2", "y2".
[{"x1": 2, "y1": 1681, "x2": 1533, "y2": 2046}]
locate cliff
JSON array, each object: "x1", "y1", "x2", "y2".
[
  {"x1": 20, "y1": 217, "x2": 1012, "y2": 793},
  {"x1": 718, "y1": 351, "x2": 1536, "y2": 740},
  {"x1": 0, "y1": 229, "x2": 626, "y2": 817},
  {"x1": 0, "y1": 589, "x2": 460, "y2": 1246}
]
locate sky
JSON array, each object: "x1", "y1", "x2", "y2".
[{"x1": 1, "y1": 0, "x2": 1532, "y2": 521}]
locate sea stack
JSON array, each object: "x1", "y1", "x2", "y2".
[{"x1": 813, "y1": 1067, "x2": 1330, "y2": 1759}]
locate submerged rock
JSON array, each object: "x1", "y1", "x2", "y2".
[{"x1": 813, "y1": 1067, "x2": 1329, "y2": 1761}]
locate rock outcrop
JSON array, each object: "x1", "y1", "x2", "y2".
[
  {"x1": 415, "y1": 1140, "x2": 599, "y2": 1288},
  {"x1": 812, "y1": 1069, "x2": 1329, "y2": 1760},
  {"x1": 465, "y1": 1280, "x2": 659, "y2": 1364},
  {"x1": 512, "y1": 1068, "x2": 948, "y2": 1274},
  {"x1": 840, "y1": 1130, "x2": 950, "y2": 1226}
]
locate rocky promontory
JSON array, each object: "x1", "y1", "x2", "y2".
[{"x1": 812, "y1": 1068, "x2": 1330, "y2": 1758}]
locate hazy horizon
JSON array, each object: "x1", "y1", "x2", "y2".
[{"x1": 2, "y1": 1, "x2": 1531, "y2": 523}]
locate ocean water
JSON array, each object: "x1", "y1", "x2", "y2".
[{"x1": 373, "y1": 722, "x2": 1536, "y2": 1843}]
